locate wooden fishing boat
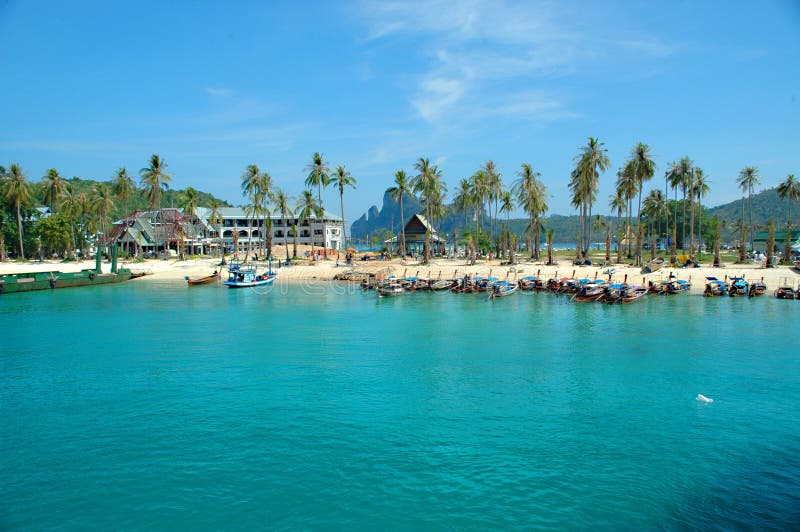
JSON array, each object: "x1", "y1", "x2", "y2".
[
  {"x1": 728, "y1": 277, "x2": 748, "y2": 297},
  {"x1": 376, "y1": 278, "x2": 404, "y2": 297},
  {"x1": 668, "y1": 279, "x2": 691, "y2": 294},
  {"x1": 223, "y1": 260, "x2": 276, "y2": 288},
  {"x1": 479, "y1": 277, "x2": 499, "y2": 292},
  {"x1": 489, "y1": 281, "x2": 517, "y2": 298},
  {"x1": 428, "y1": 279, "x2": 453, "y2": 291},
  {"x1": 748, "y1": 280, "x2": 767, "y2": 297},
  {"x1": 518, "y1": 275, "x2": 539, "y2": 291},
  {"x1": 572, "y1": 280, "x2": 607, "y2": 302},
  {"x1": 601, "y1": 282, "x2": 626, "y2": 304},
  {"x1": 774, "y1": 280, "x2": 796, "y2": 299},
  {"x1": 622, "y1": 285, "x2": 648, "y2": 304},
  {"x1": 186, "y1": 270, "x2": 220, "y2": 286},
  {"x1": 704, "y1": 276, "x2": 728, "y2": 297}
]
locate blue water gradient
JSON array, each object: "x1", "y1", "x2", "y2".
[{"x1": 2, "y1": 282, "x2": 799, "y2": 529}]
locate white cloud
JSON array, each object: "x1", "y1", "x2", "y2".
[
  {"x1": 356, "y1": 0, "x2": 675, "y2": 125},
  {"x1": 205, "y1": 87, "x2": 233, "y2": 97}
]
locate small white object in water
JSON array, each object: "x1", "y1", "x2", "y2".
[{"x1": 696, "y1": 394, "x2": 714, "y2": 403}]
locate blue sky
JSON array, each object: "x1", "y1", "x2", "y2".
[{"x1": 1, "y1": 0, "x2": 798, "y2": 221}]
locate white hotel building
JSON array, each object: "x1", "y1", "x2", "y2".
[{"x1": 195, "y1": 207, "x2": 344, "y2": 253}]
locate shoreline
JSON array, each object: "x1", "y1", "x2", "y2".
[{"x1": 2, "y1": 255, "x2": 798, "y2": 294}]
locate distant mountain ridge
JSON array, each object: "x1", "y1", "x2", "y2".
[{"x1": 351, "y1": 187, "x2": 798, "y2": 242}]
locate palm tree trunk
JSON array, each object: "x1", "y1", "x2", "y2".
[
  {"x1": 16, "y1": 202, "x2": 24, "y2": 258},
  {"x1": 748, "y1": 189, "x2": 754, "y2": 252},
  {"x1": 689, "y1": 189, "x2": 695, "y2": 259},
  {"x1": 530, "y1": 213, "x2": 536, "y2": 260},
  {"x1": 399, "y1": 194, "x2": 406, "y2": 258},
  {"x1": 681, "y1": 188, "x2": 687, "y2": 251},
  {"x1": 339, "y1": 190, "x2": 346, "y2": 253},
  {"x1": 636, "y1": 189, "x2": 643, "y2": 265},
  {"x1": 317, "y1": 183, "x2": 326, "y2": 258}
]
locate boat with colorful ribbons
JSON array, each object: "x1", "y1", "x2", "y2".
[
  {"x1": 728, "y1": 277, "x2": 749, "y2": 297},
  {"x1": 748, "y1": 280, "x2": 767, "y2": 297},
  {"x1": 489, "y1": 280, "x2": 517, "y2": 298},
  {"x1": 704, "y1": 276, "x2": 728, "y2": 297}
]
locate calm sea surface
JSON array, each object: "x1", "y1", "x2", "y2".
[{"x1": 2, "y1": 280, "x2": 799, "y2": 529}]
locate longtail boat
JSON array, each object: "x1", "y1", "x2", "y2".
[
  {"x1": 186, "y1": 270, "x2": 220, "y2": 286},
  {"x1": 704, "y1": 276, "x2": 728, "y2": 297},
  {"x1": 572, "y1": 280, "x2": 607, "y2": 302},
  {"x1": 377, "y1": 278, "x2": 404, "y2": 297},
  {"x1": 748, "y1": 280, "x2": 767, "y2": 297},
  {"x1": 489, "y1": 281, "x2": 517, "y2": 299},
  {"x1": 728, "y1": 277, "x2": 748, "y2": 297},
  {"x1": 622, "y1": 285, "x2": 648, "y2": 304}
]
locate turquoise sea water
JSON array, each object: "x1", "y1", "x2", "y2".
[{"x1": 2, "y1": 281, "x2": 799, "y2": 529}]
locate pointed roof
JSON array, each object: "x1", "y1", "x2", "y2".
[{"x1": 405, "y1": 213, "x2": 437, "y2": 234}]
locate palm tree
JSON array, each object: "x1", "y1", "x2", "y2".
[
  {"x1": 296, "y1": 190, "x2": 322, "y2": 259},
  {"x1": 692, "y1": 168, "x2": 709, "y2": 257},
  {"x1": 273, "y1": 188, "x2": 292, "y2": 262},
  {"x1": 734, "y1": 217, "x2": 747, "y2": 262},
  {"x1": 499, "y1": 190, "x2": 515, "y2": 260},
  {"x1": 570, "y1": 137, "x2": 610, "y2": 258},
  {"x1": 546, "y1": 228, "x2": 555, "y2": 265},
  {"x1": 470, "y1": 169, "x2": 490, "y2": 233},
  {"x1": 513, "y1": 163, "x2": 547, "y2": 260},
  {"x1": 737, "y1": 166, "x2": 760, "y2": 253},
  {"x1": 665, "y1": 160, "x2": 683, "y2": 260},
  {"x1": 243, "y1": 203, "x2": 257, "y2": 258},
  {"x1": 643, "y1": 190, "x2": 667, "y2": 260},
  {"x1": 615, "y1": 165, "x2": 637, "y2": 258},
  {"x1": 777, "y1": 174, "x2": 800, "y2": 226},
  {"x1": 140, "y1": 154, "x2": 171, "y2": 210},
  {"x1": 625, "y1": 142, "x2": 656, "y2": 265},
  {"x1": 4, "y1": 164, "x2": 33, "y2": 258},
  {"x1": 609, "y1": 190, "x2": 626, "y2": 263},
  {"x1": 59, "y1": 188, "x2": 80, "y2": 258},
  {"x1": 330, "y1": 165, "x2": 356, "y2": 251},
  {"x1": 387, "y1": 170, "x2": 412, "y2": 257},
  {"x1": 304, "y1": 152, "x2": 331, "y2": 256},
  {"x1": 412, "y1": 157, "x2": 446, "y2": 262},
  {"x1": 42, "y1": 168, "x2": 67, "y2": 214},
  {"x1": 208, "y1": 199, "x2": 224, "y2": 260},
  {"x1": 92, "y1": 183, "x2": 114, "y2": 250},
  {"x1": 182, "y1": 187, "x2": 199, "y2": 219},
  {"x1": 112, "y1": 167, "x2": 135, "y2": 217},
  {"x1": 711, "y1": 216, "x2": 722, "y2": 267},
  {"x1": 241, "y1": 164, "x2": 273, "y2": 256},
  {"x1": 667, "y1": 157, "x2": 694, "y2": 252},
  {"x1": 139, "y1": 154, "x2": 171, "y2": 256},
  {"x1": 483, "y1": 160, "x2": 502, "y2": 240}
]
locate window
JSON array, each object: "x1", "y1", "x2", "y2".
[
  {"x1": 274, "y1": 219, "x2": 283, "y2": 226},
  {"x1": 223, "y1": 230, "x2": 233, "y2": 238},
  {"x1": 274, "y1": 231, "x2": 284, "y2": 238},
  {"x1": 314, "y1": 229, "x2": 323, "y2": 235}
]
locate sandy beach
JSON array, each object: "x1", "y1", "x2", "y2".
[{"x1": 2, "y1": 244, "x2": 798, "y2": 294}]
